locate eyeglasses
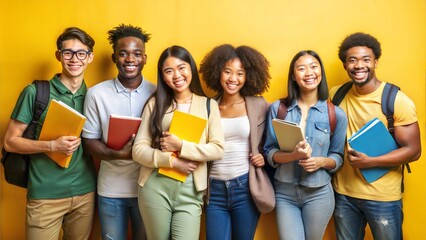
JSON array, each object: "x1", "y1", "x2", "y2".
[{"x1": 59, "y1": 49, "x2": 91, "y2": 60}]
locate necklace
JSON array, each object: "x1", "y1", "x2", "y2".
[
  {"x1": 175, "y1": 93, "x2": 193, "y2": 104},
  {"x1": 220, "y1": 99, "x2": 245, "y2": 106}
]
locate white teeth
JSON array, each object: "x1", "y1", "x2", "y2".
[
  {"x1": 227, "y1": 86, "x2": 238, "y2": 90},
  {"x1": 69, "y1": 65, "x2": 80, "y2": 70},
  {"x1": 354, "y1": 72, "x2": 367, "y2": 78},
  {"x1": 304, "y1": 78, "x2": 315, "y2": 83},
  {"x1": 174, "y1": 79, "x2": 185, "y2": 87},
  {"x1": 125, "y1": 66, "x2": 136, "y2": 70}
]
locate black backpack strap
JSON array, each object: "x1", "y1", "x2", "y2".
[
  {"x1": 381, "y1": 83, "x2": 400, "y2": 138},
  {"x1": 332, "y1": 81, "x2": 353, "y2": 106},
  {"x1": 24, "y1": 80, "x2": 50, "y2": 139},
  {"x1": 381, "y1": 83, "x2": 410, "y2": 192}
]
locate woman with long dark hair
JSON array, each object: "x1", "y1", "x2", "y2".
[
  {"x1": 264, "y1": 50, "x2": 348, "y2": 240},
  {"x1": 132, "y1": 45, "x2": 224, "y2": 240}
]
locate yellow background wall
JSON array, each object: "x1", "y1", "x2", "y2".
[{"x1": 1, "y1": 1, "x2": 425, "y2": 239}]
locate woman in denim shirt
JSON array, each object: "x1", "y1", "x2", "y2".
[{"x1": 264, "y1": 50, "x2": 347, "y2": 240}]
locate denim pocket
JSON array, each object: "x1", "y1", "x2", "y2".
[{"x1": 314, "y1": 122, "x2": 330, "y2": 148}]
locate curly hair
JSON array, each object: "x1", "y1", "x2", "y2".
[
  {"x1": 338, "y1": 32, "x2": 381, "y2": 63},
  {"x1": 56, "y1": 27, "x2": 95, "y2": 52},
  {"x1": 107, "y1": 24, "x2": 151, "y2": 52},
  {"x1": 199, "y1": 44, "x2": 270, "y2": 96}
]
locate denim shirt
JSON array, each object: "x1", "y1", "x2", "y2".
[{"x1": 264, "y1": 99, "x2": 348, "y2": 188}]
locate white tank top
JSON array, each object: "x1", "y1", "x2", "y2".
[{"x1": 210, "y1": 116, "x2": 250, "y2": 180}]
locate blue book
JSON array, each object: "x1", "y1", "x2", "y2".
[{"x1": 348, "y1": 117, "x2": 399, "y2": 183}]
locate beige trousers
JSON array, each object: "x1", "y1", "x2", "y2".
[{"x1": 26, "y1": 191, "x2": 95, "y2": 240}]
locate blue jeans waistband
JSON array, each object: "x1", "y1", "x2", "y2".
[{"x1": 210, "y1": 172, "x2": 249, "y2": 188}]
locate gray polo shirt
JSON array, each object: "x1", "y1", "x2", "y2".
[{"x1": 83, "y1": 78, "x2": 156, "y2": 198}]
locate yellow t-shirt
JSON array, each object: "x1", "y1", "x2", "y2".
[{"x1": 330, "y1": 82, "x2": 417, "y2": 201}]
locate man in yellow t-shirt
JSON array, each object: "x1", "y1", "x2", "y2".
[{"x1": 330, "y1": 32, "x2": 421, "y2": 240}]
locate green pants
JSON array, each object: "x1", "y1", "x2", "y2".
[{"x1": 138, "y1": 171, "x2": 203, "y2": 240}]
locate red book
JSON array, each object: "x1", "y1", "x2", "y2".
[{"x1": 107, "y1": 114, "x2": 142, "y2": 150}]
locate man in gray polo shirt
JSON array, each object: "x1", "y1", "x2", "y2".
[{"x1": 82, "y1": 24, "x2": 156, "y2": 240}]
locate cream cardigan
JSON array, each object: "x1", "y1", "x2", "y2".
[{"x1": 132, "y1": 94, "x2": 224, "y2": 191}]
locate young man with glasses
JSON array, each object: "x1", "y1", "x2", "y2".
[
  {"x1": 3, "y1": 27, "x2": 96, "y2": 240},
  {"x1": 82, "y1": 24, "x2": 155, "y2": 240}
]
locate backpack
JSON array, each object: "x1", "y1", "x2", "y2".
[
  {"x1": 1, "y1": 80, "x2": 50, "y2": 188},
  {"x1": 331, "y1": 81, "x2": 410, "y2": 191},
  {"x1": 277, "y1": 98, "x2": 337, "y2": 135}
]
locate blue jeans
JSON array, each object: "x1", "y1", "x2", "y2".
[
  {"x1": 205, "y1": 173, "x2": 260, "y2": 240},
  {"x1": 275, "y1": 181, "x2": 334, "y2": 240},
  {"x1": 334, "y1": 192, "x2": 403, "y2": 240},
  {"x1": 98, "y1": 196, "x2": 146, "y2": 240}
]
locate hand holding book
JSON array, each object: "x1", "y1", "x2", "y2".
[
  {"x1": 158, "y1": 110, "x2": 207, "y2": 182},
  {"x1": 107, "y1": 114, "x2": 141, "y2": 151},
  {"x1": 50, "y1": 136, "x2": 82, "y2": 156},
  {"x1": 39, "y1": 99, "x2": 86, "y2": 168},
  {"x1": 170, "y1": 155, "x2": 198, "y2": 174},
  {"x1": 294, "y1": 140, "x2": 312, "y2": 160},
  {"x1": 116, "y1": 134, "x2": 136, "y2": 159},
  {"x1": 346, "y1": 146, "x2": 384, "y2": 169},
  {"x1": 160, "y1": 132, "x2": 183, "y2": 153}
]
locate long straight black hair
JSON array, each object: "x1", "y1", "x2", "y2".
[
  {"x1": 283, "y1": 50, "x2": 329, "y2": 107},
  {"x1": 149, "y1": 45, "x2": 205, "y2": 148}
]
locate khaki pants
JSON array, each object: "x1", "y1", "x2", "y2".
[{"x1": 26, "y1": 192, "x2": 95, "y2": 240}]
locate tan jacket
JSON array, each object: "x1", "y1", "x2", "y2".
[
  {"x1": 132, "y1": 94, "x2": 224, "y2": 191},
  {"x1": 245, "y1": 96, "x2": 268, "y2": 156}
]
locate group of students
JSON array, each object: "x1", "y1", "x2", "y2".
[{"x1": 3, "y1": 24, "x2": 421, "y2": 240}]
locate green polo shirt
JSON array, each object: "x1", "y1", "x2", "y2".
[{"x1": 11, "y1": 74, "x2": 96, "y2": 199}]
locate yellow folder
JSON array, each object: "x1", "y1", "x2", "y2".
[
  {"x1": 158, "y1": 110, "x2": 207, "y2": 182},
  {"x1": 38, "y1": 99, "x2": 86, "y2": 168}
]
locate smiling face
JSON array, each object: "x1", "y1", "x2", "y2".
[
  {"x1": 56, "y1": 39, "x2": 93, "y2": 79},
  {"x1": 343, "y1": 46, "x2": 378, "y2": 86},
  {"x1": 293, "y1": 54, "x2": 322, "y2": 93},
  {"x1": 161, "y1": 56, "x2": 192, "y2": 95},
  {"x1": 113, "y1": 36, "x2": 147, "y2": 82},
  {"x1": 220, "y1": 58, "x2": 246, "y2": 96}
]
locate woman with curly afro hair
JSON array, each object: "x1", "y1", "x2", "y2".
[{"x1": 200, "y1": 44, "x2": 271, "y2": 240}]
